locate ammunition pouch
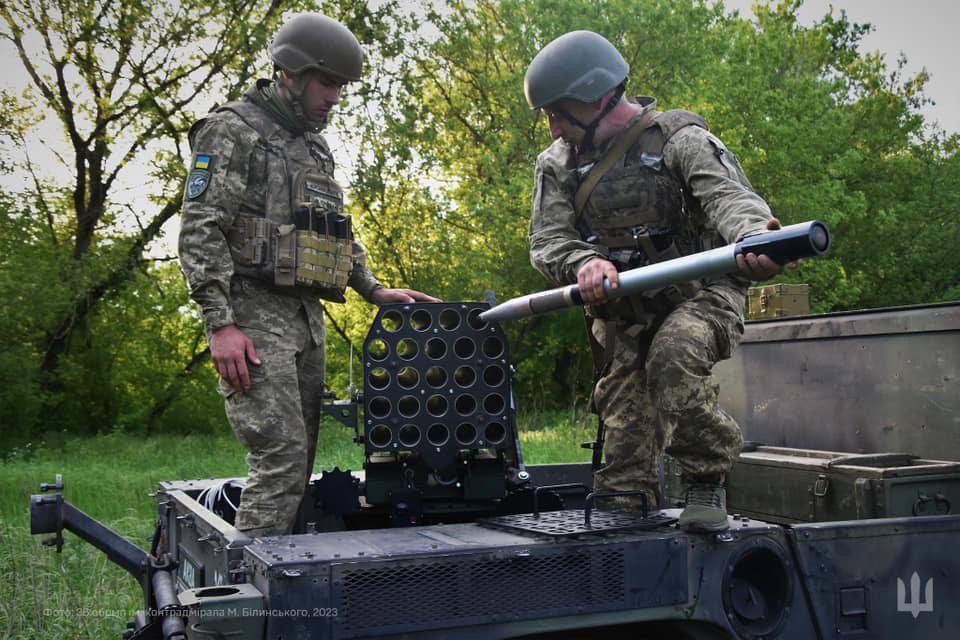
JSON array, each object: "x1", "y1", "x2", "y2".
[
  {"x1": 289, "y1": 222, "x2": 353, "y2": 290},
  {"x1": 227, "y1": 170, "x2": 354, "y2": 300},
  {"x1": 228, "y1": 214, "x2": 353, "y2": 298}
]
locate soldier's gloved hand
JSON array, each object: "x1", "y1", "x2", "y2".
[
  {"x1": 736, "y1": 218, "x2": 799, "y2": 281},
  {"x1": 210, "y1": 325, "x2": 261, "y2": 394},
  {"x1": 371, "y1": 288, "x2": 441, "y2": 305},
  {"x1": 577, "y1": 257, "x2": 619, "y2": 304}
]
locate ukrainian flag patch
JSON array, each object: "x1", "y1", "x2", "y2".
[{"x1": 193, "y1": 154, "x2": 212, "y2": 170}]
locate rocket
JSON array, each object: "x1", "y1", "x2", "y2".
[{"x1": 480, "y1": 221, "x2": 831, "y2": 323}]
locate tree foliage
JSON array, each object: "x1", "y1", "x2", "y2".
[
  {"x1": 1, "y1": 0, "x2": 958, "y2": 451},
  {"x1": 0, "y1": 0, "x2": 390, "y2": 447}
]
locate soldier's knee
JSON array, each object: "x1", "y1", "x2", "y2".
[
  {"x1": 648, "y1": 334, "x2": 721, "y2": 413},
  {"x1": 724, "y1": 419, "x2": 745, "y2": 451},
  {"x1": 275, "y1": 451, "x2": 312, "y2": 485},
  {"x1": 646, "y1": 361, "x2": 693, "y2": 415}
]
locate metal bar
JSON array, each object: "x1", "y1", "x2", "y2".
[
  {"x1": 30, "y1": 495, "x2": 148, "y2": 581},
  {"x1": 533, "y1": 483, "x2": 591, "y2": 517},
  {"x1": 584, "y1": 491, "x2": 650, "y2": 527}
]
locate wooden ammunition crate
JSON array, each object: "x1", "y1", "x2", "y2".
[
  {"x1": 748, "y1": 283, "x2": 809, "y2": 319},
  {"x1": 664, "y1": 446, "x2": 960, "y2": 524}
]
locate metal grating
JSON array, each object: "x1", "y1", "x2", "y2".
[
  {"x1": 481, "y1": 509, "x2": 677, "y2": 537},
  {"x1": 333, "y1": 546, "x2": 626, "y2": 635}
]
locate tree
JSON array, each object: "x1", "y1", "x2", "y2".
[
  {"x1": 0, "y1": 0, "x2": 406, "y2": 447},
  {"x1": 2, "y1": 0, "x2": 295, "y2": 376}
]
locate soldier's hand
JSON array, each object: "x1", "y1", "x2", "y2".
[
  {"x1": 371, "y1": 288, "x2": 442, "y2": 305},
  {"x1": 736, "y1": 218, "x2": 799, "y2": 281},
  {"x1": 578, "y1": 257, "x2": 619, "y2": 304},
  {"x1": 210, "y1": 325, "x2": 261, "y2": 394}
]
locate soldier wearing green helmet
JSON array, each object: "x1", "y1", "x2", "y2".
[
  {"x1": 178, "y1": 13, "x2": 438, "y2": 537},
  {"x1": 526, "y1": 30, "x2": 792, "y2": 532},
  {"x1": 269, "y1": 12, "x2": 364, "y2": 131},
  {"x1": 524, "y1": 30, "x2": 630, "y2": 151}
]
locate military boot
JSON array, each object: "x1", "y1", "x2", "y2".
[{"x1": 678, "y1": 483, "x2": 729, "y2": 532}]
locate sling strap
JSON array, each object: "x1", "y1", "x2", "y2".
[{"x1": 573, "y1": 108, "x2": 657, "y2": 218}]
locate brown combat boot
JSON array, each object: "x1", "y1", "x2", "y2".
[{"x1": 678, "y1": 483, "x2": 729, "y2": 532}]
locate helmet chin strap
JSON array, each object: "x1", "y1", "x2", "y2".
[
  {"x1": 555, "y1": 83, "x2": 626, "y2": 151},
  {"x1": 277, "y1": 70, "x2": 329, "y2": 131}
]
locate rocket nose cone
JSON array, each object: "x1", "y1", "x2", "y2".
[{"x1": 478, "y1": 307, "x2": 501, "y2": 323}]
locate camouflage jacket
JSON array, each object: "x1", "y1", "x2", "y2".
[
  {"x1": 529, "y1": 97, "x2": 772, "y2": 307},
  {"x1": 178, "y1": 80, "x2": 381, "y2": 339}
]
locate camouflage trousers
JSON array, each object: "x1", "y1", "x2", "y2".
[
  {"x1": 591, "y1": 282, "x2": 746, "y2": 508},
  {"x1": 219, "y1": 304, "x2": 325, "y2": 537}
]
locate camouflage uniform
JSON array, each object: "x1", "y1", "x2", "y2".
[
  {"x1": 529, "y1": 98, "x2": 773, "y2": 506},
  {"x1": 179, "y1": 80, "x2": 381, "y2": 536}
]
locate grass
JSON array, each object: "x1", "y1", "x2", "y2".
[{"x1": 1, "y1": 411, "x2": 593, "y2": 639}]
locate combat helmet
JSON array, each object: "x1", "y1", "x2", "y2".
[
  {"x1": 270, "y1": 13, "x2": 363, "y2": 83},
  {"x1": 524, "y1": 30, "x2": 629, "y2": 109}
]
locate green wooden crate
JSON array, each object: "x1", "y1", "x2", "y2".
[
  {"x1": 664, "y1": 446, "x2": 960, "y2": 524},
  {"x1": 747, "y1": 283, "x2": 810, "y2": 319}
]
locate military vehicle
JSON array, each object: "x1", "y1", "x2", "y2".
[{"x1": 30, "y1": 225, "x2": 960, "y2": 639}]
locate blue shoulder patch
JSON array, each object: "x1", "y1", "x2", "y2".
[{"x1": 187, "y1": 169, "x2": 211, "y2": 199}]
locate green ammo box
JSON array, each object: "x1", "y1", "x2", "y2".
[
  {"x1": 665, "y1": 446, "x2": 960, "y2": 524},
  {"x1": 747, "y1": 283, "x2": 810, "y2": 319}
]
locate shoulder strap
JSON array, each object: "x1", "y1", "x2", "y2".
[
  {"x1": 574, "y1": 109, "x2": 657, "y2": 218},
  {"x1": 215, "y1": 100, "x2": 285, "y2": 148},
  {"x1": 653, "y1": 109, "x2": 708, "y2": 141}
]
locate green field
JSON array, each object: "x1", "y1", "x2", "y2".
[{"x1": 0, "y1": 413, "x2": 593, "y2": 639}]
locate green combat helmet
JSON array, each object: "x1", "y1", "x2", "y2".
[
  {"x1": 269, "y1": 13, "x2": 364, "y2": 83},
  {"x1": 524, "y1": 30, "x2": 629, "y2": 110}
]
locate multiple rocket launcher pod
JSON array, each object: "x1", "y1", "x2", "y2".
[{"x1": 479, "y1": 220, "x2": 832, "y2": 323}]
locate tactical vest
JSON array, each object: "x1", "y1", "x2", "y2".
[
  {"x1": 214, "y1": 100, "x2": 354, "y2": 303},
  {"x1": 579, "y1": 110, "x2": 721, "y2": 323}
]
